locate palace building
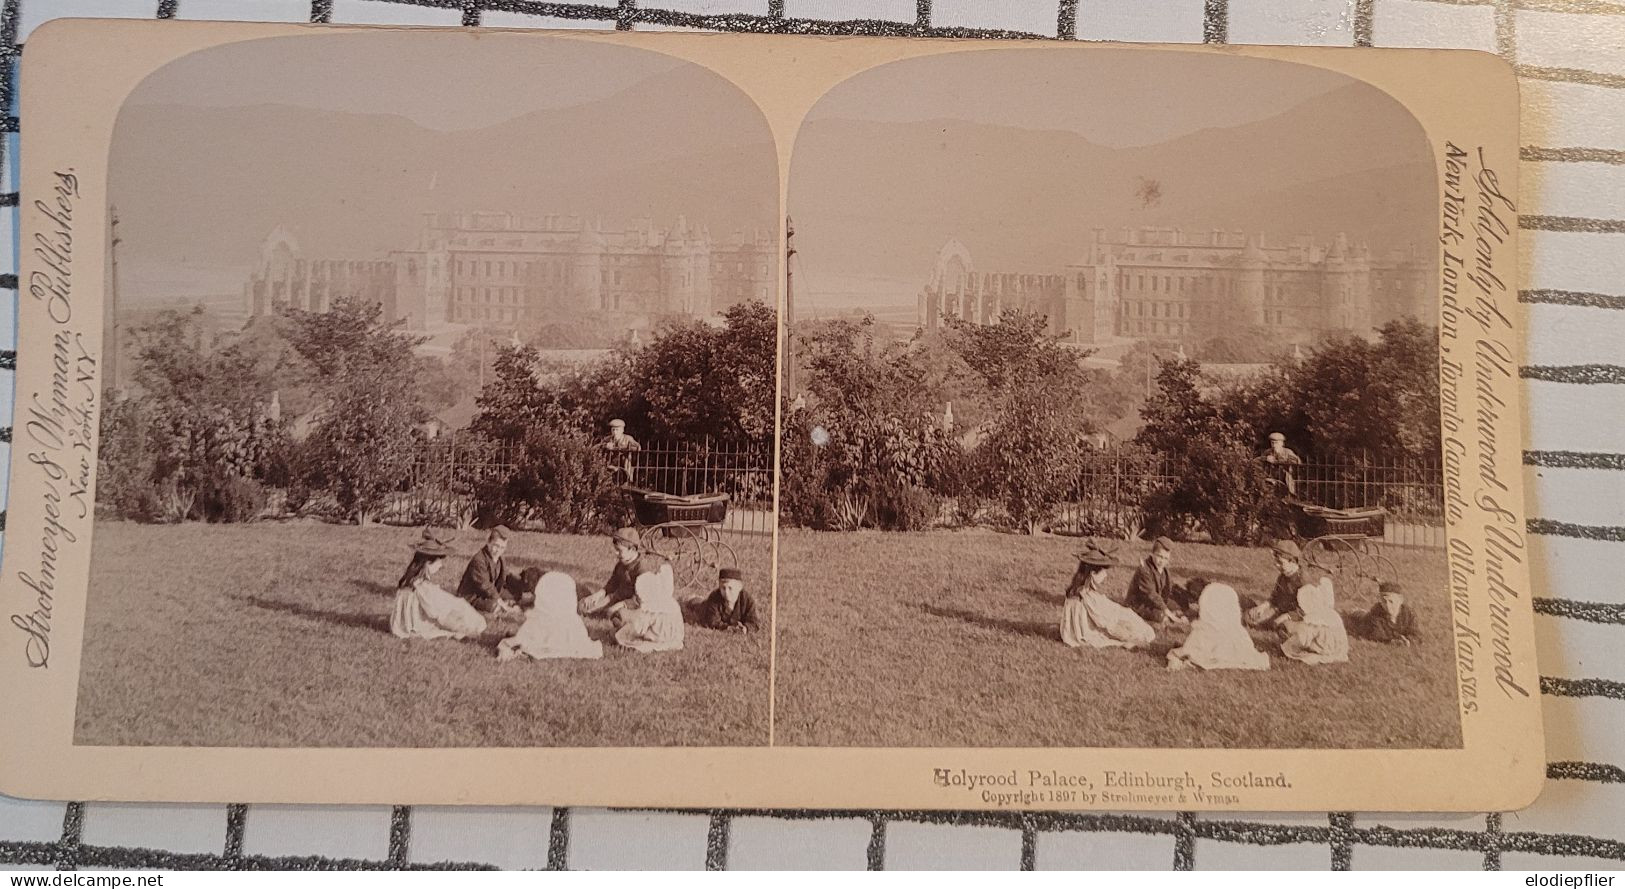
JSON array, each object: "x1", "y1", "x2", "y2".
[
  {"x1": 244, "y1": 212, "x2": 776, "y2": 331},
  {"x1": 918, "y1": 227, "x2": 1431, "y2": 346}
]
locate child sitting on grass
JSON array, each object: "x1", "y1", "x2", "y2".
[
  {"x1": 699, "y1": 567, "x2": 760, "y2": 633},
  {"x1": 1167, "y1": 582, "x2": 1270, "y2": 671},
  {"x1": 1280, "y1": 576, "x2": 1350, "y2": 665},
  {"x1": 1358, "y1": 581, "x2": 1419, "y2": 645},
  {"x1": 614, "y1": 563, "x2": 685, "y2": 653},
  {"x1": 498, "y1": 570, "x2": 603, "y2": 661}
]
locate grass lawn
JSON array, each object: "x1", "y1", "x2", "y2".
[
  {"x1": 774, "y1": 529, "x2": 1461, "y2": 749},
  {"x1": 75, "y1": 521, "x2": 771, "y2": 747}
]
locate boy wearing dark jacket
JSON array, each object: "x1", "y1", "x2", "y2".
[{"x1": 699, "y1": 567, "x2": 759, "y2": 633}]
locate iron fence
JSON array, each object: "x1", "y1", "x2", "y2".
[
  {"x1": 624, "y1": 437, "x2": 776, "y2": 541},
  {"x1": 369, "y1": 432, "x2": 775, "y2": 550},
  {"x1": 1053, "y1": 449, "x2": 1177, "y2": 541},
  {"x1": 1051, "y1": 447, "x2": 1445, "y2": 548},
  {"x1": 1290, "y1": 453, "x2": 1446, "y2": 548}
]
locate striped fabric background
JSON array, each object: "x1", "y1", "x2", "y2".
[{"x1": 0, "y1": 0, "x2": 1619, "y2": 871}]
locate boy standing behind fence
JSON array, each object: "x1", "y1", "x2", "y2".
[{"x1": 601, "y1": 419, "x2": 641, "y2": 485}]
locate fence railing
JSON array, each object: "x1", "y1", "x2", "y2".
[
  {"x1": 373, "y1": 432, "x2": 775, "y2": 549},
  {"x1": 1053, "y1": 450, "x2": 1178, "y2": 542},
  {"x1": 1050, "y1": 448, "x2": 1446, "y2": 548},
  {"x1": 622, "y1": 437, "x2": 775, "y2": 539}
]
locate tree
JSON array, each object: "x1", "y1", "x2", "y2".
[
  {"x1": 940, "y1": 309, "x2": 1114, "y2": 533},
  {"x1": 281, "y1": 297, "x2": 427, "y2": 525},
  {"x1": 1137, "y1": 357, "x2": 1277, "y2": 544},
  {"x1": 472, "y1": 299, "x2": 778, "y2": 447},
  {"x1": 779, "y1": 314, "x2": 959, "y2": 530},
  {"x1": 1220, "y1": 319, "x2": 1441, "y2": 463},
  {"x1": 970, "y1": 388, "x2": 1094, "y2": 534},
  {"x1": 100, "y1": 308, "x2": 286, "y2": 523},
  {"x1": 634, "y1": 300, "x2": 778, "y2": 443}
]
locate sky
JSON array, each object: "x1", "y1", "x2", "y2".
[
  {"x1": 110, "y1": 32, "x2": 778, "y2": 308},
  {"x1": 123, "y1": 31, "x2": 693, "y2": 131},
  {"x1": 806, "y1": 49, "x2": 1358, "y2": 148},
  {"x1": 789, "y1": 47, "x2": 1434, "y2": 313}
]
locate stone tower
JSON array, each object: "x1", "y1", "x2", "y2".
[
  {"x1": 1321, "y1": 232, "x2": 1373, "y2": 333},
  {"x1": 571, "y1": 222, "x2": 605, "y2": 312},
  {"x1": 1234, "y1": 233, "x2": 1269, "y2": 329}
]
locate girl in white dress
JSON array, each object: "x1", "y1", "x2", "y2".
[
  {"x1": 613, "y1": 563, "x2": 685, "y2": 653},
  {"x1": 498, "y1": 571, "x2": 604, "y2": 661},
  {"x1": 1061, "y1": 541, "x2": 1156, "y2": 650},
  {"x1": 1281, "y1": 577, "x2": 1350, "y2": 665},
  {"x1": 390, "y1": 531, "x2": 487, "y2": 641},
  {"x1": 1167, "y1": 582, "x2": 1271, "y2": 671}
]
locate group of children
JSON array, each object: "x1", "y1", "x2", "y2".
[
  {"x1": 1061, "y1": 536, "x2": 1420, "y2": 672},
  {"x1": 388, "y1": 525, "x2": 760, "y2": 660}
]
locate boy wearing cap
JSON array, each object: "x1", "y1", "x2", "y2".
[
  {"x1": 1125, "y1": 537, "x2": 1188, "y2": 625},
  {"x1": 601, "y1": 419, "x2": 642, "y2": 485},
  {"x1": 699, "y1": 567, "x2": 759, "y2": 633},
  {"x1": 1358, "y1": 581, "x2": 1419, "y2": 645},
  {"x1": 1246, "y1": 539, "x2": 1313, "y2": 628},
  {"x1": 456, "y1": 525, "x2": 527, "y2": 615},
  {"x1": 578, "y1": 526, "x2": 664, "y2": 621},
  {"x1": 1261, "y1": 432, "x2": 1302, "y2": 496}
]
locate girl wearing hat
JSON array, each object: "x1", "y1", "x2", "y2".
[
  {"x1": 391, "y1": 529, "x2": 488, "y2": 641},
  {"x1": 1061, "y1": 541, "x2": 1156, "y2": 650}
]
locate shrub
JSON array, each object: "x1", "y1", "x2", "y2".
[
  {"x1": 777, "y1": 411, "x2": 837, "y2": 529},
  {"x1": 158, "y1": 480, "x2": 197, "y2": 524},
  {"x1": 973, "y1": 404, "x2": 1094, "y2": 535},
  {"x1": 869, "y1": 480, "x2": 940, "y2": 532},
  {"x1": 475, "y1": 427, "x2": 624, "y2": 534},
  {"x1": 1140, "y1": 432, "x2": 1275, "y2": 544},
  {"x1": 111, "y1": 479, "x2": 167, "y2": 524},
  {"x1": 196, "y1": 472, "x2": 269, "y2": 524}
]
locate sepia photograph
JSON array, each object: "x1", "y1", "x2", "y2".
[
  {"x1": 75, "y1": 32, "x2": 780, "y2": 748},
  {"x1": 2, "y1": 21, "x2": 1538, "y2": 808},
  {"x1": 776, "y1": 48, "x2": 1457, "y2": 749}
]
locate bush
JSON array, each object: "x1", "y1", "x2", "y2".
[
  {"x1": 110, "y1": 479, "x2": 167, "y2": 524},
  {"x1": 777, "y1": 412, "x2": 837, "y2": 529},
  {"x1": 1139, "y1": 432, "x2": 1275, "y2": 544},
  {"x1": 973, "y1": 405, "x2": 1094, "y2": 535},
  {"x1": 869, "y1": 480, "x2": 940, "y2": 532},
  {"x1": 196, "y1": 472, "x2": 269, "y2": 524},
  {"x1": 475, "y1": 427, "x2": 625, "y2": 534}
]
